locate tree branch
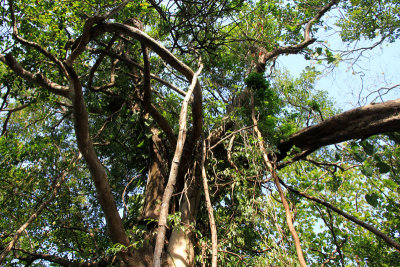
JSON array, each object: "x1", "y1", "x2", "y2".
[
  {"x1": 279, "y1": 178, "x2": 400, "y2": 252},
  {"x1": 141, "y1": 43, "x2": 177, "y2": 147},
  {"x1": 0, "y1": 54, "x2": 70, "y2": 98},
  {"x1": 257, "y1": 0, "x2": 340, "y2": 70},
  {"x1": 9, "y1": 247, "x2": 110, "y2": 267},
  {"x1": 0, "y1": 153, "x2": 81, "y2": 264},
  {"x1": 8, "y1": 0, "x2": 68, "y2": 77},
  {"x1": 250, "y1": 94, "x2": 307, "y2": 267},
  {"x1": 277, "y1": 98, "x2": 400, "y2": 161},
  {"x1": 63, "y1": 62, "x2": 135, "y2": 265},
  {"x1": 153, "y1": 61, "x2": 203, "y2": 267},
  {"x1": 201, "y1": 140, "x2": 218, "y2": 267}
]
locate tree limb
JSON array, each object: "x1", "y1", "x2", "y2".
[
  {"x1": 153, "y1": 61, "x2": 203, "y2": 267},
  {"x1": 278, "y1": 98, "x2": 400, "y2": 161},
  {"x1": 8, "y1": 0, "x2": 68, "y2": 77},
  {"x1": 0, "y1": 54, "x2": 70, "y2": 98},
  {"x1": 279, "y1": 178, "x2": 400, "y2": 252},
  {"x1": 201, "y1": 140, "x2": 218, "y2": 267},
  {"x1": 250, "y1": 93, "x2": 307, "y2": 266}
]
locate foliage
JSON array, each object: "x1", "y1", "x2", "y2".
[{"x1": 1, "y1": 0, "x2": 400, "y2": 266}]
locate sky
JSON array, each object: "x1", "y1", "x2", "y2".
[{"x1": 277, "y1": 18, "x2": 400, "y2": 111}]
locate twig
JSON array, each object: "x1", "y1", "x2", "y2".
[{"x1": 0, "y1": 153, "x2": 82, "y2": 263}]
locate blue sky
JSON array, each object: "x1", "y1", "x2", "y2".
[{"x1": 277, "y1": 18, "x2": 400, "y2": 111}]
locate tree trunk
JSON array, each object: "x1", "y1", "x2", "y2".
[
  {"x1": 167, "y1": 165, "x2": 202, "y2": 267},
  {"x1": 143, "y1": 127, "x2": 168, "y2": 221}
]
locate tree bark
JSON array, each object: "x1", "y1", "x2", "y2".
[
  {"x1": 153, "y1": 63, "x2": 203, "y2": 267},
  {"x1": 65, "y1": 63, "x2": 135, "y2": 266},
  {"x1": 278, "y1": 98, "x2": 400, "y2": 160},
  {"x1": 167, "y1": 163, "x2": 202, "y2": 267}
]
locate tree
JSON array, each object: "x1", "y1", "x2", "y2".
[{"x1": 1, "y1": 0, "x2": 399, "y2": 266}]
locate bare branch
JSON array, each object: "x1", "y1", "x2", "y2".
[{"x1": 277, "y1": 98, "x2": 400, "y2": 161}]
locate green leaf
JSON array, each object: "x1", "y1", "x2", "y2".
[
  {"x1": 137, "y1": 140, "x2": 145, "y2": 148},
  {"x1": 353, "y1": 151, "x2": 365, "y2": 163},
  {"x1": 383, "y1": 178, "x2": 398, "y2": 189},
  {"x1": 365, "y1": 193, "x2": 379, "y2": 207},
  {"x1": 376, "y1": 162, "x2": 391, "y2": 173},
  {"x1": 361, "y1": 166, "x2": 374, "y2": 177},
  {"x1": 360, "y1": 140, "x2": 374, "y2": 155}
]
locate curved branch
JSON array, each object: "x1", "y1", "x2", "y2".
[
  {"x1": 93, "y1": 48, "x2": 187, "y2": 96},
  {"x1": 141, "y1": 43, "x2": 177, "y2": 147},
  {"x1": 259, "y1": 0, "x2": 340, "y2": 66},
  {"x1": 88, "y1": 35, "x2": 119, "y2": 92},
  {"x1": 153, "y1": 61, "x2": 203, "y2": 267},
  {"x1": 278, "y1": 98, "x2": 400, "y2": 161},
  {"x1": 0, "y1": 54, "x2": 70, "y2": 98},
  {"x1": 101, "y1": 23, "x2": 194, "y2": 79},
  {"x1": 63, "y1": 63, "x2": 135, "y2": 266}
]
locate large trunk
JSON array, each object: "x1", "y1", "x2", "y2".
[
  {"x1": 167, "y1": 164, "x2": 202, "y2": 267},
  {"x1": 143, "y1": 127, "x2": 168, "y2": 221},
  {"x1": 133, "y1": 127, "x2": 169, "y2": 266}
]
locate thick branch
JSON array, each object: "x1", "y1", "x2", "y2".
[
  {"x1": 0, "y1": 54, "x2": 70, "y2": 98},
  {"x1": 153, "y1": 62, "x2": 203, "y2": 267},
  {"x1": 278, "y1": 98, "x2": 400, "y2": 161},
  {"x1": 101, "y1": 23, "x2": 194, "y2": 79},
  {"x1": 63, "y1": 63, "x2": 135, "y2": 266},
  {"x1": 140, "y1": 44, "x2": 177, "y2": 147}
]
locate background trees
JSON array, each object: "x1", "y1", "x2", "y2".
[{"x1": 0, "y1": 0, "x2": 399, "y2": 266}]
